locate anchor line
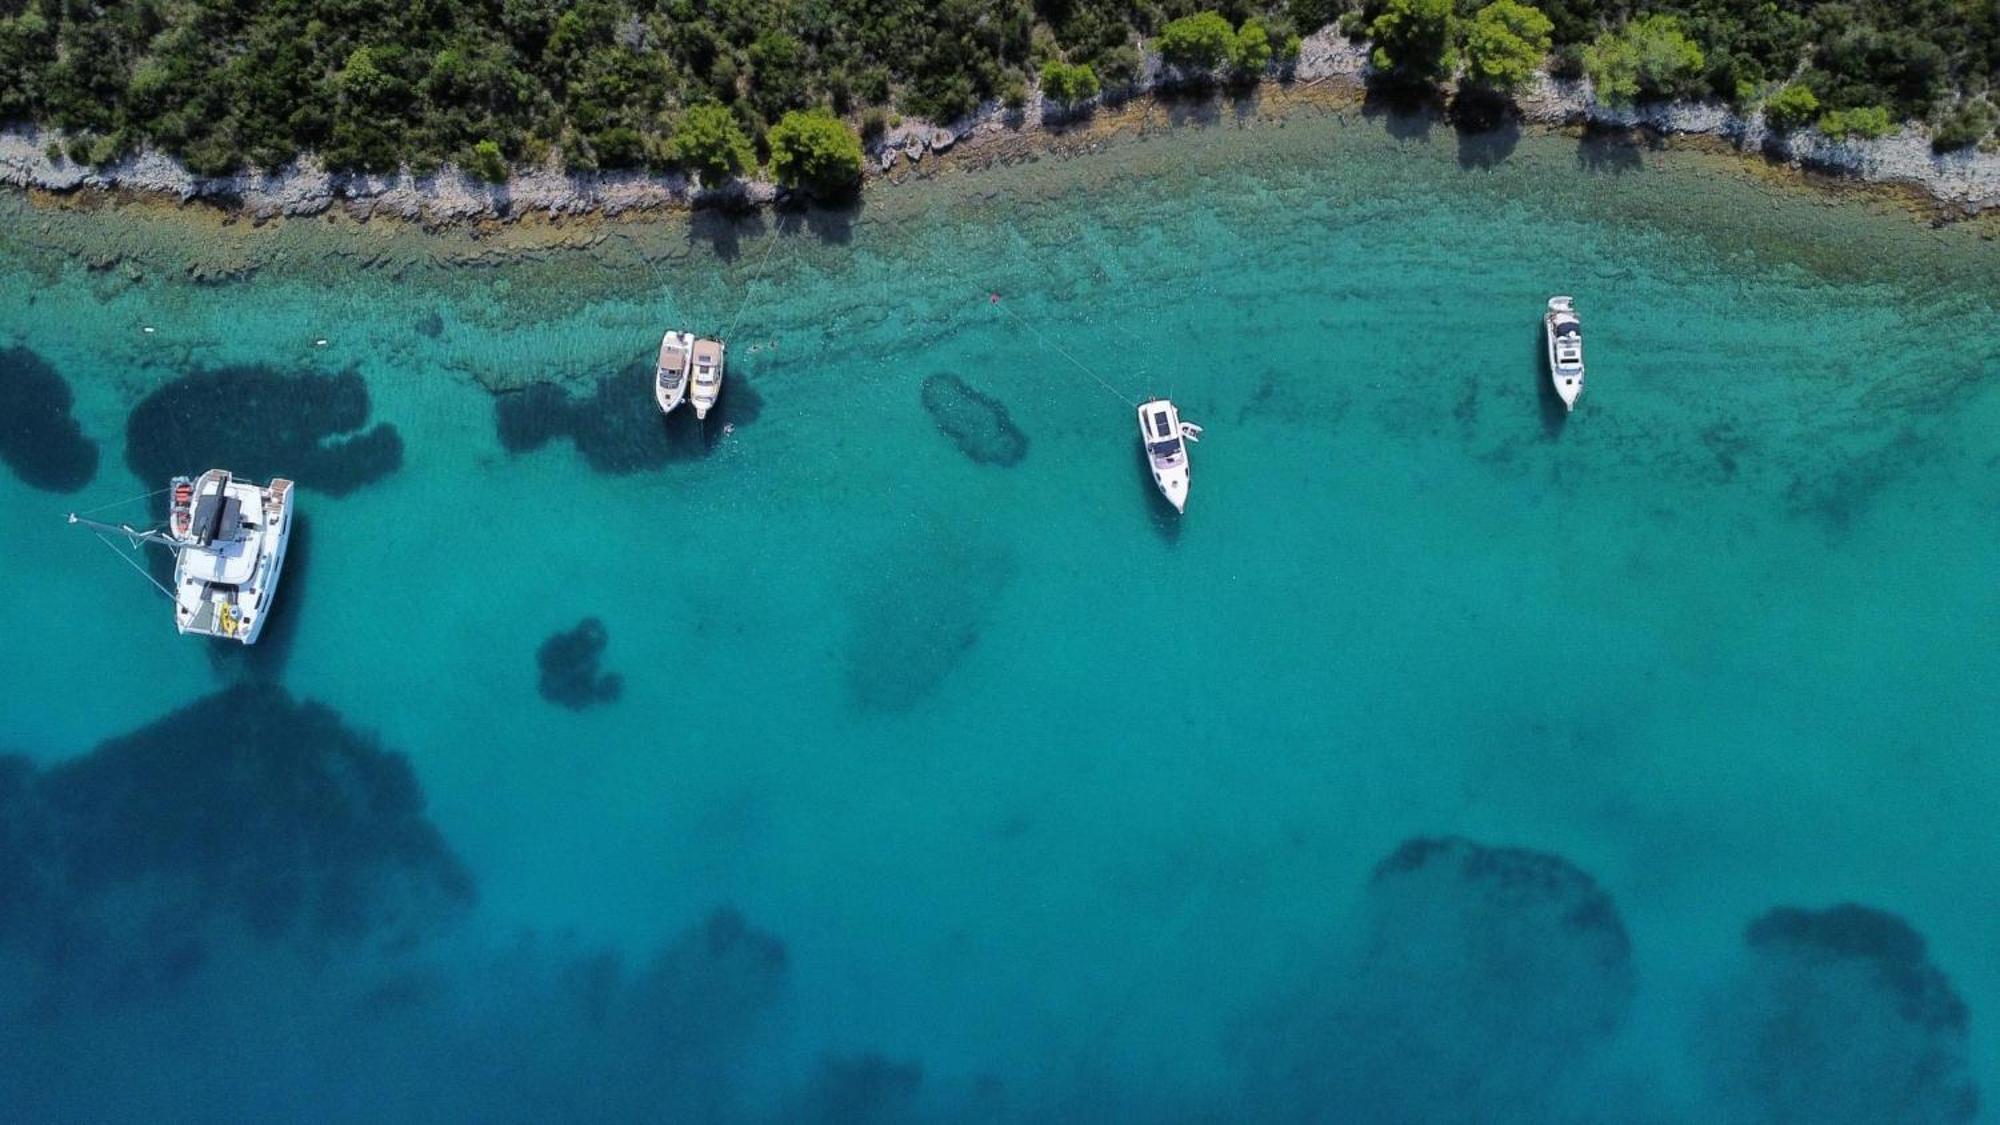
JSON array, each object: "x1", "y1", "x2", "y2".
[
  {"x1": 985, "y1": 292, "x2": 1139, "y2": 409},
  {"x1": 70, "y1": 486, "x2": 171, "y2": 519},
  {"x1": 89, "y1": 529, "x2": 176, "y2": 602},
  {"x1": 722, "y1": 212, "x2": 789, "y2": 343}
]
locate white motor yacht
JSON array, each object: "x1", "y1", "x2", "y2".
[
  {"x1": 1138, "y1": 398, "x2": 1200, "y2": 513},
  {"x1": 70, "y1": 468, "x2": 295, "y2": 645},
  {"x1": 690, "y1": 337, "x2": 727, "y2": 420},
  {"x1": 656, "y1": 330, "x2": 694, "y2": 415},
  {"x1": 1545, "y1": 296, "x2": 1585, "y2": 412}
]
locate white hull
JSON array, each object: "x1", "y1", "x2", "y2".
[
  {"x1": 172, "y1": 471, "x2": 294, "y2": 645},
  {"x1": 1138, "y1": 399, "x2": 1192, "y2": 514},
  {"x1": 690, "y1": 337, "x2": 726, "y2": 420},
  {"x1": 656, "y1": 330, "x2": 693, "y2": 415},
  {"x1": 1545, "y1": 296, "x2": 1585, "y2": 413}
]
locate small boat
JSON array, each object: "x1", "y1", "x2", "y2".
[
  {"x1": 690, "y1": 337, "x2": 726, "y2": 420},
  {"x1": 1545, "y1": 295, "x2": 1585, "y2": 412},
  {"x1": 168, "y1": 475, "x2": 194, "y2": 539},
  {"x1": 1138, "y1": 398, "x2": 1200, "y2": 513},
  {"x1": 69, "y1": 469, "x2": 295, "y2": 645},
  {"x1": 655, "y1": 330, "x2": 694, "y2": 415}
]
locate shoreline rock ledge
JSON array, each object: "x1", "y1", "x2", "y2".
[{"x1": 2, "y1": 31, "x2": 1997, "y2": 220}]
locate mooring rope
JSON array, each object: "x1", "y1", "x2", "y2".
[
  {"x1": 70, "y1": 486, "x2": 170, "y2": 519},
  {"x1": 722, "y1": 212, "x2": 790, "y2": 343},
  {"x1": 89, "y1": 529, "x2": 176, "y2": 602},
  {"x1": 984, "y1": 291, "x2": 1140, "y2": 409}
]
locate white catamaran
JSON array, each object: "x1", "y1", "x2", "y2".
[
  {"x1": 655, "y1": 330, "x2": 694, "y2": 415},
  {"x1": 1545, "y1": 296, "x2": 1585, "y2": 412},
  {"x1": 689, "y1": 337, "x2": 727, "y2": 420},
  {"x1": 70, "y1": 469, "x2": 295, "y2": 645},
  {"x1": 1138, "y1": 399, "x2": 1201, "y2": 513}
]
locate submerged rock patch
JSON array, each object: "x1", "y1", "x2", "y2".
[
  {"x1": 1699, "y1": 902, "x2": 1978, "y2": 1124},
  {"x1": 0, "y1": 346, "x2": 99, "y2": 493},
  {"x1": 1239, "y1": 835, "x2": 1635, "y2": 1121},
  {"x1": 843, "y1": 532, "x2": 1014, "y2": 713},
  {"x1": 494, "y1": 363, "x2": 757, "y2": 474},
  {"x1": 920, "y1": 373, "x2": 1027, "y2": 467},
  {"x1": 124, "y1": 366, "x2": 402, "y2": 496},
  {"x1": 538, "y1": 617, "x2": 623, "y2": 710}
]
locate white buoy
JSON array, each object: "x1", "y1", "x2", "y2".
[
  {"x1": 142, "y1": 326, "x2": 155, "y2": 334},
  {"x1": 314, "y1": 338, "x2": 328, "y2": 347}
]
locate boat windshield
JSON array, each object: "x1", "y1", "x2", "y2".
[{"x1": 1148, "y1": 438, "x2": 1183, "y2": 460}]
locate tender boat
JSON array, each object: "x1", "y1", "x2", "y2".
[
  {"x1": 1138, "y1": 398, "x2": 1201, "y2": 513},
  {"x1": 655, "y1": 330, "x2": 694, "y2": 415},
  {"x1": 168, "y1": 474, "x2": 194, "y2": 539},
  {"x1": 69, "y1": 469, "x2": 295, "y2": 645},
  {"x1": 1545, "y1": 295, "x2": 1584, "y2": 412},
  {"x1": 690, "y1": 337, "x2": 726, "y2": 420}
]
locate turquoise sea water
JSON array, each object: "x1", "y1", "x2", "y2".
[{"x1": 2, "y1": 108, "x2": 1998, "y2": 1121}]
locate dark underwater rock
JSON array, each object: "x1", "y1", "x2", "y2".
[
  {"x1": 0, "y1": 683, "x2": 473, "y2": 1016},
  {"x1": 920, "y1": 373, "x2": 1027, "y2": 466},
  {"x1": 537, "y1": 617, "x2": 623, "y2": 709},
  {"x1": 0, "y1": 346, "x2": 99, "y2": 493},
  {"x1": 1239, "y1": 835, "x2": 1635, "y2": 1121},
  {"x1": 494, "y1": 363, "x2": 758, "y2": 473},
  {"x1": 1699, "y1": 902, "x2": 1979, "y2": 1124},
  {"x1": 124, "y1": 366, "x2": 401, "y2": 496}
]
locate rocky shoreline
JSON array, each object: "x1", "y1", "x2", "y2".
[{"x1": 3, "y1": 30, "x2": 1997, "y2": 224}]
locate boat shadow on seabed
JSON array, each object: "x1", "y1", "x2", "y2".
[{"x1": 1535, "y1": 323, "x2": 1571, "y2": 438}]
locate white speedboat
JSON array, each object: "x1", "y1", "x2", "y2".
[
  {"x1": 70, "y1": 469, "x2": 295, "y2": 645},
  {"x1": 1545, "y1": 296, "x2": 1584, "y2": 412},
  {"x1": 1138, "y1": 398, "x2": 1200, "y2": 513},
  {"x1": 656, "y1": 330, "x2": 694, "y2": 415},
  {"x1": 690, "y1": 337, "x2": 726, "y2": 420}
]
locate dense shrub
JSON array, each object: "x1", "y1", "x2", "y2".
[
  {"x1": 1762, "y1": 83, "x2": 1820, "y2": 132},
  {"x1": 1931, "y1": 100, "x2": 1996, "y2": 152},
  {"x1": 468, "y1": 140, "x2": 509, "y2": 182},
  {"x1": 670, "y1": 103, "x2": 754, "y2": 185},
  {"x1": 1369, "y1": 0, "x2": 1458, "y2": 82},
  {"x1": 1040, "y1": 60, "x2": 1102, "y2": 108},
  {"x1": 1159, "y1": 12, "x2": 1236, "y2": 72},
  {"x1": 768, "y1": 108, "x2": 864, "y2": 195},
  {"x1": 1817, "y1": 104, "x2": 1895, "y2": 140},
  {"x1": 1584, "y1": 15, "x2": 1705, "y2": 104},
  {"x1": 1463, "y1": 1, "x2": 1555, "y2": 92}
]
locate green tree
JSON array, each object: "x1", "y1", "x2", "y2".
[
  {"x1": 1040, "y1": 60, "x2": 1101, "y2": 109},
  {"x1": 1158, "y1": 12, "x2": 1235, "y2": 71},
  {"x1": 1817, "y1": 104, "x2": 1894, "y2": 139},
  {"x1": 1368, "y1": 0, "x2": 1457, "y2": 83},
  {"x1": 767, "y1": 107, "x2": 863, "y2": 195},
  {"x1": 1584, "y1": 15, "x2": 1704, "y2": 105},
  {"x1": 1231, "y1": 18, "x2": 1274, "y2": 77},
  {"x1": 1932, "y1": 100, "x2": 1996, "y2": 152},
  {"x1": 669, "y1": 102, "x2": 754, "y2": 184},
  {"x1": 1463, "y1": 0, "x2": 1554, "y2": 93},
  {"x1": 1762, "y1": 83, "x2": 1820, "y2": 132},
  {"x1": 469, "y1": 139, "x2": 509, "y2": 182}
]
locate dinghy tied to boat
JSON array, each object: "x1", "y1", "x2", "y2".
[{"x1": 68, "y1": 469, "x2": 295, "y2": 645}]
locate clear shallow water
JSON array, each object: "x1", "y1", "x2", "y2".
[{"x1": 2, "y1": 110, "x2": 1998, "y2": 1121}]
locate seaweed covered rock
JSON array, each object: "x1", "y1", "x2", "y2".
[
  {"x1": 1699, "y1": 903, "x2": 1978, "y2": 1124},
  {"x1": 125, "y1": 366, "x2": 401, "y2": 496},
  {"x1": 1241, "y1": 835, "x2": 1635, "y2": 1121},
  {"x1": 538, "y1": 617, "x2": 623, "y2": 710},
  {"x1": 0, "y1": 346, "x2": 98, "y2": 493},
  {"x1": 921, "y1": 374, "x2": 1028, "y2": 467}
]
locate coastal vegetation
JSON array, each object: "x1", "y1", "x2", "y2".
[{"x1": 0, "y1": 0, "x2": 1993, "y2": 181}]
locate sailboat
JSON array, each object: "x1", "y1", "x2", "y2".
[
  {"x1": 689, "y1": 337, "x2": 727, "y2": 420},
  {"x1": 1545, "y1": 296, "x2": 1585, "y2": 412},
  {"x1": 655, "y1": 330, "x2": 694, "y2": 415},
  {"x1": 1138, "y1": 399, "x2": 1201, "y2": 513},
  {"x1": 69, "y1": 469, "x2": 295, "y2": 644}
]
